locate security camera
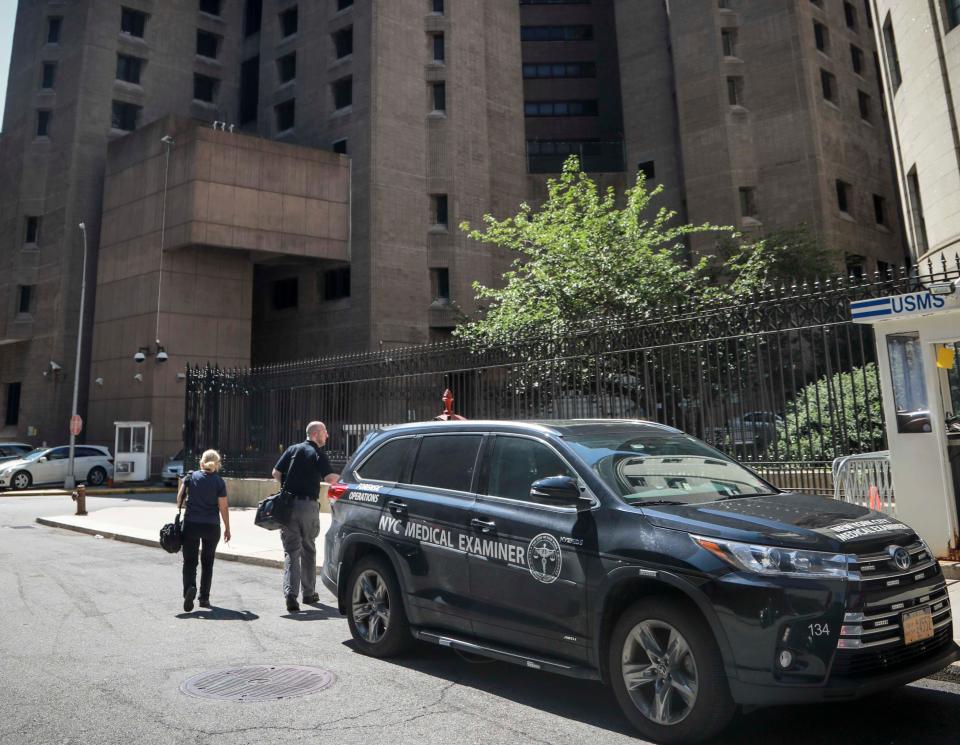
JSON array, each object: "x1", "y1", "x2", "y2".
[
  {"x1": 156, "y1": 350, "x2": 169, "y2": 362},
  {"x1": 133, "y1": 373, "x2": 144, "y2": 383},
  {"x1": 48, "y1": 360, "x2": 61, "y2": 372},
  {"x1": 94, "y1": 377, "x2": 104, "y2": 386},
  {"x1": 133, "y1": 351, "x2": 146, "y2": 364}
]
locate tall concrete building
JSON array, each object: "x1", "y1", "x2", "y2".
[{"x1": 0, "y1": 0, "x2": 907, "y2": 462}]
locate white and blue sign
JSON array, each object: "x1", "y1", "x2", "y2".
[{"x1": 850, "y1": 291, "x2": 953, "y2": 323}]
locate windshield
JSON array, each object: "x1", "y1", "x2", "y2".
[
  {"x1": 564, "y1": 427, "x2": 775, "y2": 506},
  {"x1": 20, "y1": 449, "x2": 48, "y2": 461}
]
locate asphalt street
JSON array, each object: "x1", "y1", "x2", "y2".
[{"x1": 3, "y1": 494, "x2": 960, "y2": 745}]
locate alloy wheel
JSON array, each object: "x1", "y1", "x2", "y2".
[
  {"x1": 351, "y1": 569, "x2": 390, "y2": 644},
  {"x1": 12, "y1": 472, "x2": 30, "y2": 490},
  {"x1": 621, "y1": 619, "x2": 699, "y2": 726}
]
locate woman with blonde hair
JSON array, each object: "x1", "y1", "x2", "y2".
[{"x1": 176, "y1": 449, "x2": 231, "y2": 611}]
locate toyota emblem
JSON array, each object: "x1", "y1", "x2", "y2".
[{"x1": 889, "y1": 546, "x2": 911, "y2": 571}]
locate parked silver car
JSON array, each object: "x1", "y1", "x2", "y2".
[
  {"x1": 161, "y1": 449, "x2": 185, "y2": 486},
  {"x1": 0, "y1": 445, "x2": 114, "y2": 490},
  {"x1": 0, "y1": 443, "x2": 33, "y2": 464}
]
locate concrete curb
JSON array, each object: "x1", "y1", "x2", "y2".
[
  {"x1": 4, "y1": 487, "x2": 174, "y2": 497},
  {"x1": 35, "y1": 516, "x2": 286, "y2": 570}
]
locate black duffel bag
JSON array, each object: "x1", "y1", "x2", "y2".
[
  {"x1": 160, "y1": 509, "x2": 183, "y2": 553},
  {"x1": 254, "y1": 490, "x2": 293, "y2": 530}
]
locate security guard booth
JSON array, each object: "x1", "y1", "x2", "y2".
[
  {"x1": 113, "y1": 421, "x2": 153, "y2": 483},
  {"x1": 851, "y1": 276, "x2": 960, "y2": 559}
]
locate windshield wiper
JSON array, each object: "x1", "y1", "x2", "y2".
[
  {"x1": 714, "y1": 492, "x2": 780, "y2": 501},
  {"x1": 632, "y1": 499, "x2": 687, "y2": 506}
]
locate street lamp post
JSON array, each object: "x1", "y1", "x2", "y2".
[{"x1": 64, "y1": 222, "x2": 89, "y2": 490}]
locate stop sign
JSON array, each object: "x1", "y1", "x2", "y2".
[{"x1": 70, "y1": 415, "x2": 83, "y2": 436}]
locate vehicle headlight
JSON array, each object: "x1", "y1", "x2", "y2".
[{"x1": 692, "y1": 535, "x2": 855, "y2": 580}]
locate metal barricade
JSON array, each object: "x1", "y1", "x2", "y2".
[{"x1": 832, "y1": 451, "x2": 895, "y2": 515}]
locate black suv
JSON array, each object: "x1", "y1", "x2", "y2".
[{"x1": 322, "y1": 420, "x2": 958, "y2": 743}]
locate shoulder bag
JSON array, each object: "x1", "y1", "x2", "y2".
[
  {"x1": 254, "y1": 448, "x2": 299, "y2": 530},
  {"x1": 160, "y1": 472, "x2": 191, "y2": 553}
]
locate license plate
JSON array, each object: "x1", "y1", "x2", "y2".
[{"x1": 902, "y1": 606, "x2": 935, "y2": 645}]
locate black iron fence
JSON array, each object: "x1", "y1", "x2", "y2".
[{"x1": 184, "y1": 255, "x2": 960, "y2": 491}]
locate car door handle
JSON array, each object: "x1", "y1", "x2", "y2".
[
  {"x1": 387, "y1": 499, "x2": 407, "y2": 514},
  {"x1": 470, "y1": 518, "x2": 496, "y2": 533}
]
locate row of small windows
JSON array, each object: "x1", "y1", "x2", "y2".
[
  {"x1": 521, "y1": 25, "x2": 593, "y2": 42},
  {"x1": 522, "y1": 62, "x2": 596, "y2": 79},
  {"x1": 524, "y1": 100, "x2": 598, "y2": 117},
  {"x1": 46, "y1": 8, "x2": 146, "y2": 45},
  {"x1": 270, "y1": 268, "x2": 351, "y2": 310},
  {"x1": 834, "y1": 180, "x2": 889, "y2": 226},
  {"x1": 809, "y1": 0, "x2": 872, "y2": 31}
]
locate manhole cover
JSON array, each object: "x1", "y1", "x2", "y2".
[{"x1": 180, "y1": 665, "x2": 335, "y2": 702}]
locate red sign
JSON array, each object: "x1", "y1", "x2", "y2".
[{"x1": 70, "y1": 415, "x2": 83, "y2": 436}]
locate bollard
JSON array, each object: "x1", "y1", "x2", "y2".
[{"x1": 72, "y1": 483, "x2": 88, "y2": 516}]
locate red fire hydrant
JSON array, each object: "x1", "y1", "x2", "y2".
[{"x1": 72, "y1": 483, "x2": 87, "y2": 516}]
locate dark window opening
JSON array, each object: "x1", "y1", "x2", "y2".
[
  {"x1": 337, "y1": 0, "x2": 354, "y2": 9},
  {"x1": 433, "y1": 194, "x2": 448, "y2": 226},
  {"x1": 272, "y1": 277, "x2": 298, "y2": 310},
  {"x1": 883, "y1": 15, "x2": 902, "y2": 90},
  {"x1": 240, "y1": 56, "x2": 261, "y2": 124},
  {"x1": 814, "y1": 21, "x2": 828, "y2": 53},
  {"x1": 5, "y1": 383, "x2": 21, "y2": 426},
  {"x1": 432, "y1": 0, "x2": 444, "y2": 13},
  {"x1": 111, "y1": 100, "x2": 140, "y2": 131},
  {"x1": 845, "y1": 254, "x2": 865, "y2": 279},
  {"x1": 521, "y1": 25, "x2": 593, "y2": 41},
  {"x1": 36, "y1": 110, "x2": 51, "y2": 137},
  {"x1": 431, "y1": 267, "x2": 450, "y2": 300},
  {"x1": 200, "y1": 0, "x2": 222, "y2": 16},
  {"x1": 523, "y1": 99, "x2": 598, "y2": 116},
  {"x1": 278, "y1": 52, "x2": 297, "y2": 83},
  {"x1": 333, "y1": 77, "x2": 353, "y2": 109},
  {"x1": 864, "y1": 0, "x2": 873, "y2": 28},
  {"x1": 522, "y1": 61, "x2": 596, "y2": 78},
  {"x1": 41, "y1": 62, "x2": 56, "y2": 89},
  {"x1": 432, "y1": 82, "x2": 446, "y2": 111},
  {"x1": 877, "y1": 260, "x2": 891, "y2": 277},
  {"x1": 25, "y1": 216, "x2": 40, "y2": 244},
  {"x1": 433, "y1": 33, "x2": 445, "y2": 62},
  {"x1": 851, "y1": 44, "x2": 864, "y2": 74},
  {"x1": 197, "y1": 30, "x2": 220, "y2": 58},
  {"x1": 334, "y1": 26, "x2": 353, "y2": 58},
  {"x1": 332, "y1": 138, "x2": 348, "y2": 154},
  {"x1": 638, "y1": 160, "x2": 656, "y2": 181},
  {"x1": 280, "y1": 6, "x2": 298, "y2": 37},
  {"x1": 323, "y1": 266, "x2": 351, "y2": 300},
  {"x1": 947, "y1": 0, "x2": 960, "y2": 29},
  {"x1": 844, "y1": 2, "x2": 857, "y2": 29},
  {"x1": 873, "y1": 194, "x2": 887, "y2": 225},
  {"x1": 722, "y1": 28, "x2": 737, "y2": 57},
  {"x1": 194, "y1": 74, "x2": 218, "y2": 102},
  {"x1": 275, "y1": 98, "x2": 296, "y2": 131},
  {"x1": 47, "y1": 17, "x2": 62, "y2": 44},
  {"x1": 858, "y1": 90, "x2": 871, "y2": 120},
  {"x1": 821, "y1": 69, "x2": 836, "y2": 102},
  {"x1": 17, "y1": 285, "x2": 32, "y2": 314},
  {"x1": 739, "y1": 187, "x2": 757, "y2": 218},
  {"x1": 245, "y1": 0, "x2": 263, "y2": 35},
  {"x1": 836, "y1": 179, "x2": 852, "y2": 213},
  {"x1": 121, "y1": 8, "x2": 147, "y2": 38},
  {"x1": 116, "y1": 54, "x2": 143, "y2": 84},
  {"x1": 727, "y1": 76, "x2": 743, "y2": 106}
]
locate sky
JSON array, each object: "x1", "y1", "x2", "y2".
[{"x1": 0, "y1": 0, "x2": 15, "y2": 125}]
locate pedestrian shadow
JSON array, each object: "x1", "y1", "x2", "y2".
[
  {"x1": 176, "y1": 606, "x2": 259, "y2": 621},
  {"x1": 282, "y1": 602, "x2": 339, "y2": 621}
]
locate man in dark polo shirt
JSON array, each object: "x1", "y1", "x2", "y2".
[{"x1": 272, "y1": 421, "x2": 339, "y2": 613}]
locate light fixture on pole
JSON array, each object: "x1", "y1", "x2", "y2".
[{"x1": 64, "y1": 222, "x2": 89, "y2": 490}]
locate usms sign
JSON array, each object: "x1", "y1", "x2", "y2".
[{"x1": 850, "y1": 291, "x2": 958, "y2": 323}]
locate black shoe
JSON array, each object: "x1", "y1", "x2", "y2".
[
  {"x1": 302, "y1": 593, "x2": 320, "y2": 604},
  {"x1": 286, "y1": 596, "x2": 300, "y2": 613},
  {"x1": 184, "y1": 586, "x2": 196, "y2": 613},
  {"x1": 198, "y1": 598, "x2": 211, "y2": 608}
]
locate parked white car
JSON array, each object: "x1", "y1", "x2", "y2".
[
  {"x1": 0, "y1": 445, "x2": 114, "y2": 490},
  {"x1": 161, "y1": 450, "x2": 185, "y2": 486}
]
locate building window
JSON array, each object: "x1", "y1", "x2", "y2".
[
  {"x1": 240, "y1": 56, "x2": 260, "y2": 124},
  {"x1": 820, "y1": 69, "x2": 837, "y2": 102},
  {"x1": 194, "y1": 74, "x2": 218, "y2": 102},
  {"x1": 322, "y1": 266, "x2": 351, "y2": 300},
  {"x1": 858, "y1": 90, "x2": 871, "y2": 120},
  {"x1": 850, "y1": 44, "x2": 864, "y2": 75},
  {"x1": 845, "y1": 254, "x2": 865, "y2": 280},
  {"x1": 835, "y1": 179, "x2": 852, "y2": 214},
  {"x1": 873, "y1": 194, "x2": 887, "y2": 225},
  {"x1": 272, "y1": 277, "x2": 298, "y2": 310},
  {"x1": 200, "y1": 0, "x2": 222, "y2": 16},
  {"x1": 431, "y1": 268, "x2": 450, "y2": 302},
  {"x1": 883, "y1": 15, "x2": 902, "y2": 90},
  {"x1": 280, "y1": 6, "x2": 298, "y2": 38},
  {"x1": 432, "y1": 194, "x2": 448, "y2": 227},
  {"x1": 432, "y1": 82, "x2": 446, "y2": 112},
  {"x1": 333, "y1": 77, "x2": 353, "y2": 110},
  {"x1": 907, "y1": 167, "x2": 928, "y2": 253},
  {"x1": 196, "y1": 30, "x2": 220, "y2": 59},
  {"x1": 814, "y1": 21, "x2": 829, "y2": 53},
  {"x1": 432, "y1": 0, "x2": 444, "y2": 13},
  {"x1": 277, "y1": 52, "x2": 296, "y2": 83},
  {"x1": 844, "y1": 2, "x2": 857, "y2": 29},
  {"x1": 17, "y1": 285, "x2": 33, "y2": 314},
  {"x1": 520, "y1": 26, "x2": 594, "y2": 42},
  {"x1": 523, "y1": 99, "x2": 598, "y2": 116},
  {"x1": 121, "y1": 8, "x2": 147, "y2": 38},
  {"x1": 877, "y1": 260, "x2": 891, "y2": 277},
  {"x1": 721, "y1": 28, "x2": 737, "y2": 57},
  {"x1": 41, "y1": 62, "x2": 57, "y2": 89},
  {"x1": 25, "y1": 216, "x2": 40, "y2": 245},
  {"x1": 739, "y1": 187, "x2": 757, "y2": 218},
  {"x1": 36, "y1": 110, "x2": 51, "y2": 137},
  {"x1": 332, "y1": 138, "x2": 348, "y2": 154},
  {"x1": 337, "y1": 0, "x2": 354, "y2": 9},
  {"x1": 46, "y1": 17, "x2": 62, "y2": 44},
  {"x1": 522, "y1": 62, "x2": 597, "y2": 78},
  {"x1": 638, "y1": 160, "x2": 656, "y2": 181},
  {"x1": 333, "y1": 26, "x2": 353, "y2": 58},
  {"x1": 947, "y1": 0, "x2": 960, "y2": 29},
  {"x1": 5, "y1": 383, "x2": 21, "y2": 427},
  {"x1": 433, "y1": 33, "x2": 445, "y2": 63},
  {"x1": 864, "y1": 0, "x2": 873, "y2": 28},
  {"x1": 116, "y1": 54, "x2": 143, "y2": 84},
  {"x1": 111, "y1": 100, "x2": 140, "y2": 131},
  {"x1": 245, "y1": 0, "x2": 263, "y2": 35},
  {"x1": 275, "y1": 98, "x2": 296, "y2": 131},
  {"x1": 727, "y1": 76, "x2": 743, "y2": 106}
]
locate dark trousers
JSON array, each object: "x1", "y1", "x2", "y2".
[{"x1": 182, "y1": 521, "x2": 221, "y2": 600}]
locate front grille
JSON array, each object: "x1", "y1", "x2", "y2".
[{"x1": 832, "y1": 540, "x2": 953, "y2": 678}]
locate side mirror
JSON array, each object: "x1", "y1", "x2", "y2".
[
  {"x1": 38, "y1": 457, "x2": 47, "y2": 463},
  {"x1": 531, "y1": 476, "x2": 592, "y2": 510}
]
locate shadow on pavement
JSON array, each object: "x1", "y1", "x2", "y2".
[
  {"x1": 176, "y1": 607, "x2": 259, "y2": 621},
  {"x1": 282, "y1": 603, "x2": 339, "y2": 621},
  {"x1": 345, "y1": 641, "x2": 960, "y2": 743}
]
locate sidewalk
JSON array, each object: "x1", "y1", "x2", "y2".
[
  {"x1": 6, "y1": 486, "x2": 173, "y2": 497},
  {"x1": 37, "y1": 502, "x2": 331, "y2": 569}
]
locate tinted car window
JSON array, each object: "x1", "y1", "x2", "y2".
[
  {"x1": 355, "y1": 437, "x2": 415, "y2": 482},
  {"x1": 76, "y1": 447, "x2": 102, "y2": 458},
  {"x1": 408, "y1": 434, "x2": 482, "y2": 492},
  {"x1": 46, "y1": 448, "x2": 69, "y2": 460},
  {"x1": 487, "y1": 436, "x2": 576, "y2": 503}
]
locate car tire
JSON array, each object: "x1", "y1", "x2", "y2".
[
  {"x1": 87, "y1": 467, "x2": 107, "y2": 487},
  {"x1": 11, "y1": 471, "x2": 32, "y2": 491},
  {"x1": 609, "y1": 597, "x2": 734, "y2": 745},
  {"x1": 346, "y1": 555, "x2": 412, "y2": 658}
]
